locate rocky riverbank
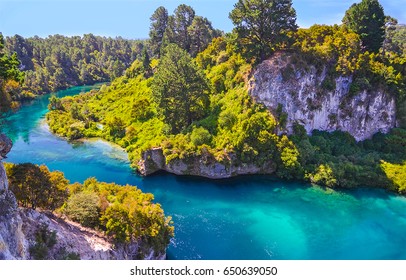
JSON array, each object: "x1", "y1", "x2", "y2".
[
  {"x1": 0, "y1": 134, "x2": 165, "y2": 260},
  {"x1": 137, "y1": 147, "x2": 276, "y2": 178}
]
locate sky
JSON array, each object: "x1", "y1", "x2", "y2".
[{"x1": 0, "y1": 0, "x2": 405, "y2": 39}]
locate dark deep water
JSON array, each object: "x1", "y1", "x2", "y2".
[{"x1": 1, "y1": 85, "x2": 405, "y2": 260}]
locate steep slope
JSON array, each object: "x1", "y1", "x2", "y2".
[
  {"x1": 0, "y1": 134, "x2": 25, "y2": 259},
  {"x1": 0, "y1": 134, "x2": 165, "y2": 260},
  {"x1": 248, "y1": 52, "x2": 397, "y2": 141}
]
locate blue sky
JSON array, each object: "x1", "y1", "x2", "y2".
[{"x1": 0, "y1": 0, "x2": 405, "y2": 39}]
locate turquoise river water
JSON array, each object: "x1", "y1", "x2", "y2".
[{"x1": 1, "y1": 85, "x2": 405, "y2": 260}]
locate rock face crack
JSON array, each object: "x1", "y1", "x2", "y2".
[{"x1": 248, "y1": 53, "x2": 397, "y2": 141}]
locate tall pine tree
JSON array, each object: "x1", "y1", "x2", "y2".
[
  {"x1": 342, "y1": 0, "x2": 385, "y2": 53},
  {"x1": 151, "y1": 44, "x2": 209, "y2": 133},
  {"x1": 229, "y1": 0, "x2": 298, "y2": 62},
  {"x1": 149, "y1": 6, "x2": 169, "y2": 58}
]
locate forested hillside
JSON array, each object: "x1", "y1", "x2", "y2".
[
  {"x1": 4, "y1": 34, "x2": 145, "y2": 95},
  {"x1": 0, "y1": 34, "x2": 25, "y2": 111},
  {"x1": 2, "y1": 4, "x2": 221, "y2": 101},
  {"x1": 46, "y1": 0, "x2": 406, "y2": 193}
]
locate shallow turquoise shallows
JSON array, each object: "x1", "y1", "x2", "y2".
[{"x1": 1, "y1": 86, "x2": 406, "y2": 260}]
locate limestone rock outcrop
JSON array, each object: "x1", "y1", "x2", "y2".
[
  {"x1": 248, "y1": 53, "x2": 397, "y2": 141},
  {"x1": 0, "y1": 134, "x2": 26, "y2": 260},
  {"x1": 137, "y1": 148, "x2": 276, "y2": 178}
]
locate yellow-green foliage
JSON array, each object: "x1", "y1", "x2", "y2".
[
  {"x1": 46, "y1": 74, "x2": 167, "y2": 164},
  {"x1": 64, "y1": 192, "x2": 101, "y2": 228},
  {"x1": 47, "y1": 46, "x2": 284, "y2": 170},
  {"x1": 5, "y1": 162, "x2": 69, "y2": 210},
  {"x1": 212, "y1": 87, "x2": 278, "y2": 163},
  {"x1": 67, "y1": 178, "x2": 174, "y2": 255},
  {"x1": 291, "y1": 127, "x2": 406, "y2": 191},
  {"x1": 160, "y1": 85, "x2": 280, "y2": 165},
  {"x1": 295, "y1": 24, "x2": 406, "y2": 101},
  {"x1": 381, "y1": 161, "x2": 406, "y2": 193},
  {"x1": 308, "y1": 164, "x2": 337, "y2": 188},
  {"x1": 295, "y1": 24, "x2": 362, "y2": 75},
  {"x1": 196, "y1": 37, "x2": 251, "y2": 94},
  {"x1": 276, "y1": 135, "x2": 302, "y2": 179},
  {"x1": 6, "y1": 161, "x2": 173, "y2": 256},
  {"x1": 45, "y1": 34, "x2": 406, "y2": 192}
]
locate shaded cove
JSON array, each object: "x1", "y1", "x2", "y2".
[{"x1": 1, "y1": 86, "x2": 406, "y2": 260}]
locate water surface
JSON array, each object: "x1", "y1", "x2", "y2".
[{"x1": 1, "y1": 86, "x2": 405, "y2": 260}]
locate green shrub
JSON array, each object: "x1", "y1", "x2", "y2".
[
  {"x1": 308, "y1": 164, "x2": 337, "y2": 188},
  {"x1": 64, "y1": 192, "x2": 101, "y2": 228},
  {"x1": 29, "y1": 224, "x2": 57, "y2": 260},
  {"x1": 321, "y1": 76, "x2": 336, "y2": 91},
  {"x1": 381, "y1": 161, "x2": 406, "y2": 193},
  {"x1": 191, "y1": 127, "x2": 212, "y2": 147},
  {"x1": 5, "y1": 163, "x2": 69, "y2": 210}
]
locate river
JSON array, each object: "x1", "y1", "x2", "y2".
[{"x1": 1, "y1": 85, "x2": 405, "y2": 260}]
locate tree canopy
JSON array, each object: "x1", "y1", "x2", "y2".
[
  {"x1": 0, "y1": 33, "x2": 25, "y2": 111},
  {"x1": 152, "y1": 44, "x2": 210, "y2": 133},
  {"x1": 5, "y1": 163, "x2": 69, "y2": 210},
  {"x1": 4, "y1": 34, "x2": 145, "y2": 95},
  {"x1": 342, "y1": 0, "x2": 386, "y2": 53},
  {"x1": 149, "y1": 6, "x2": 169, "y2": 57},
  {"x1": 5, "y1": 162, "x2": 174, "y2": 257},
  {"x1": 44, "y1": 1, "x2": 406, "y2": 194},
  {"x1": 229, "y1": 0, "x2": 298, "y2": 61},
  {"x1": 149, "y1": 5, "x2": 221, "y2": 57}
]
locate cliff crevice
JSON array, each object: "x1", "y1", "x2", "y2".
[{"x1": 248, "y1": 53, "x2": 397, "y2": 141}]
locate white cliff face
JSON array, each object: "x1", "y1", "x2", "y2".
[
  {"x1": 0, "y1": 135, "x2": 26, "y2": 260},
  {"x1": 248, "y1": 53, "x2": 397, "y2": 141},
  {"x1": 137, "y1": 148, "x2": 276, "y2": 178}
]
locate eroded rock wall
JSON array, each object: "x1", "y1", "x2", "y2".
[
  {"x1": 248, "y1": 53, "x2": 397, "y2": 141},
  {"x1": 0, "y1": 134, "x2": 164, "y2": 260},
  {"x1": 137, "y1": 148, "x2": 276, "y2": 178},
  {"x1": 0, "y1": 134, "x2": 26, "y2": 260}
]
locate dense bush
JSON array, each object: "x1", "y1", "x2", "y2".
[
  {"x1": 5, "y1": 161, "x2": 174, "y2": 256},
  {"x1": 64, "y1": 192, "x2": 101, "y2": 228},
  {"x1": 381, "y1": 161, "x2": 406, "y2": 193},
  {"x1": 191, "y1": 127, "x2": 212, "y2": 147},
  {"x1": 5, "y1": 163, "x2": 69, "y2": 210},
  {"x1": 44, "y1": 2, "x2": 405, "y2": 194},
  {"x1": 0, "y1": 33, "x2": 25, "y2": 111},
  {"x1": 290, "y1": 128, "x2": 406, "y2": 193},
  {"x1": 68, "y1": 178, "x2": 174, "y2": 255},
  {"x1": 294, "y1": 24, "x2": 405, "y2": 106}
]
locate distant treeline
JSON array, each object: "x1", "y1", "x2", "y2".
[
  {"x1": 4, "y1": 34, "x2": 145, "y2": 95},
  {"x1": 1, "y1": 4, "x2": 222, "y2": 101}
]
